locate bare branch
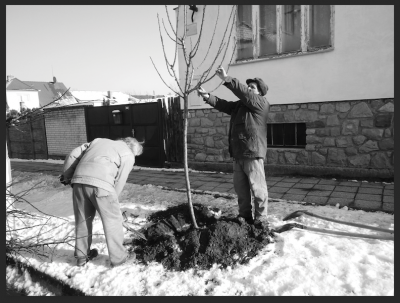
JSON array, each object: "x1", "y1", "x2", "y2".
[
  {"x1": 154, "y1": 12, "x2": 184, "y2": 96},
  {"x1": 196, "y1": 5, "x2": 220, "y2": 69},
  {"x1": 150, "y1": 56, "x2": 183, "y2": 97},
  {"x1": 161, "y1": 18, "x2": 177, "y2": 43},
  {"x1": 189, "y1": 5, "x2": 207, "y2": 59},
  {"x1": 157, "y1": 13, "x2": 175, "y2": 79},
  {"x1": 171, "y1": 5, "x2": 181, "y2": 67},
  {"x1": 9, "y1": 192, "x2": 69, "y2": 222},
  {"x1": 7, "y1": 87, "x2": 72, "y2": 127},
  {"x1": 180, "y1": 6, "x2": 191, "y2": 68},
  {"x1": 196, "y1": 40, "x2": 227, "y2": 87},
  {"x1": 204, "y1": 5, "x2": 237, "y2": 77},
  {"x1": 204, "y1": 8, "x2": 238, "y2": 87},
  {"x1": 208, "y1": 39, "x2": 238, "y2": 92},
  {"x1": 164, "y1": 5, "x2": 177, "y2": 38},
  {"x1": 198, "y1": 5, "x2": 237, "y2": 88}
]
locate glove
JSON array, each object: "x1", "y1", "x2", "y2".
[{"x1": 58, "y1": 175, "x2": 70, "y2": 186}]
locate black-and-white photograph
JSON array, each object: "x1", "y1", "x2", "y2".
[{"x1": 6, "y1": 5, "x2": 393, "y2": 296}]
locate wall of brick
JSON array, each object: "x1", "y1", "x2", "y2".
[
  {"x1": 44, "y1": 106, "x2": 89, "y2": 158},
  {"x1": 186, "y1": 98, "x2": 394, "y2": 180}
]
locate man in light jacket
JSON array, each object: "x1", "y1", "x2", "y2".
[
  {"x1": 197, "y1": 66, "x2": 270, "y2": 226},
  {"x1": 60, "y1": 137, "x2": 143, "y2": 267}
]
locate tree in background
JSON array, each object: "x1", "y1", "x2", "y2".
[{"x1": 151, "y1": 5, "x2": 237, "y2": 228}]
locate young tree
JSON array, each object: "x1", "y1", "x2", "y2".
[{"x1": 150, "y1": 5, "x2": 237, "y2": 228}]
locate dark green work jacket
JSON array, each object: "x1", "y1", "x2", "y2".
[{"x1": 204, "y1": 76, "x2": 270, "y2": 160}]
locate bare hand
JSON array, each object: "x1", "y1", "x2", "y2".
[{"x1": 215, "y1": 66, "x2": 228, "y2": 81}]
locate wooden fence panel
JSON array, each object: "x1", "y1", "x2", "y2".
[
  {"x1": 6, "y1": 116, "x2": 48, "y2": 160},
  {"x1": 162, "y1": 96, "x2": 183, "y2": 163}
]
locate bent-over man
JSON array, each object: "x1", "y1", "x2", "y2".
[{"x1": 60, "y1": 137, "x2": 143, "y2": 267}]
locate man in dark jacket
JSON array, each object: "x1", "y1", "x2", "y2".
[
  {"x1": 60, "y1": 137, "x2": 143, "y2": 267},
  {"x1": 197, "y1": 66, "x2": 270, "y2": 226}
]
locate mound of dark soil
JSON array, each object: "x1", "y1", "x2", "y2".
[{"x1": 130, "y1": 203, "x2": 275, "y2": 271}]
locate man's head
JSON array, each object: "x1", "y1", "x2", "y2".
[
  {"x1": 118, "y1": 137, "x2": 143, "y2": 156},
  {"x1": 246, "y1": 78, "x2": 268, "y2": 96}
]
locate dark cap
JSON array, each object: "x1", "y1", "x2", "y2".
[{"x1": 246, "y1": 78, "x2": 268, "y2": 96}]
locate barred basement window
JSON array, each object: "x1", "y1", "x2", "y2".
[{"x1": 267, "y1": 123, "x2": 306, "y2": 148}]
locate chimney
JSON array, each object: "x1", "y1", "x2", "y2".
[
  {"x1": 53, "y1": 76, "x2": 57, "y2": 83},
  {"x1": 7, "y1": 75, "x2": 14, "y2": 82}
]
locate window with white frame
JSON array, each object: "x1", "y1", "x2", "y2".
[{"x1": 236, "y1": 5, "x2": 333, "y2": 61}]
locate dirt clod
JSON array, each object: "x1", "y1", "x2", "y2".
[{"x1": 131, "y1": 203, "x2": 275, "y2": 271}]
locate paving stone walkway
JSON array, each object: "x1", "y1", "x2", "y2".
[{"x1": 10, "y1": 160, "x2": 394, "y2": 213}]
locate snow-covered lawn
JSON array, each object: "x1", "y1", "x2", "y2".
[{"x1": 6, "y1": 163, "x2": 394, "y2": 296}]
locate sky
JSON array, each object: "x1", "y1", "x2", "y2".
[
  {"x1": 6, "y1": 5, "x2": 179, "y2": 96},
  {"x1": 6, "y1": 160, "x2": 394, "y2": 296}
]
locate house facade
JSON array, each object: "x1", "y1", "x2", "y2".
[
  {"x1": 6, "y1": 75, "x2": 76, "y2": 110},
  {"x1": 175, "y1": 5, "x2": 394, "y2": 179},
  {"x1": 6, "y1": 76, "x2": 40, "y2": 111}
]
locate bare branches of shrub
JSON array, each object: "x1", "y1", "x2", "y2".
[{"x1": 6, "y1": 178, "x2": 101, "y2": 264}]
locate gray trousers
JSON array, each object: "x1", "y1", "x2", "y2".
[
  {"x1": 233, "y1": 158, "x2": 269, "y2": 220},
  {"x1": 72, "y1": 184, "x2": 127, "y2": 266}
]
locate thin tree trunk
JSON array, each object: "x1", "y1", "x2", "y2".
[{"x1": 183, "y1": 95, "x2": 198, "y2": 229}]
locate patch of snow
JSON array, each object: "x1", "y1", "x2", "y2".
[
  {"x1": 6, "y1": 265, "x2": 56, "y2": 296},
  {"x1": 7, "y1": 171, "x2": 394, "y2": 296}
]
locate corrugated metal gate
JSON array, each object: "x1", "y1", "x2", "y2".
[{"x1": 85, "y1": 101, "x2": 165, "y2": 168}]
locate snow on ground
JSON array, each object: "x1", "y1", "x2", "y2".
[
  {"x1": 6, "y1": 162, "x2": 394, "y2": 296},
  {"x1": 6, "y1": 266, "x2": 56, "y2": 296}
]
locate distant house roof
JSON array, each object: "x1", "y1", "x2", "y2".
[
  {"x1": 131, "y1": 94, "x2": 165, "y2": 100},
  {"x1": 43, "y1": 101, "x2": 95, "y2": 111},
  {"x1": 71, "y1": 91, "x2": 115, "y2": 102},
  {"x1": 72, "y1": 91, "x2": 140, "y2": 105},
  {"x1": 24, "y1": 80, "x2": 76, "y2": 107},
  {"x1": 6, "y1": 78, "x2": 38, "y2": 91},
  {"x1": 6, "y1": 77, "x2": 76, "y2": 108}
]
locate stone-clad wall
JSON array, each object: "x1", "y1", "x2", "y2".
[{"x1": 187, "y1": 98, "x2": 394, "y2": 180}]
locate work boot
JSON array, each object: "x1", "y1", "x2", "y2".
[
  {"x1": 234, "y1": 215, "x2": 254, "y2": 225},
  {"x1": 76, "y1": 249, "x2": 99, "y2": 267},
  {"x1": 253, "y1": 217, "x2": 270, "y2": 229},
  {"x1": 252, "y1": 219, "x2": 263, "y2": 229}
]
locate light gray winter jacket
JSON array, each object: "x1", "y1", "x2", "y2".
[{"x1": 62, "y1": 138, "x2": 135, "y2": 196}]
